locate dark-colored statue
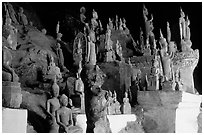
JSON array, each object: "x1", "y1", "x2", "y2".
[{"x1": 46, "y1": 77, "x2": 60, "y2": 133}]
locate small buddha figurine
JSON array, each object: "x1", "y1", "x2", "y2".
[
  {"x1": 113, "y1": 91, "x2": 121, "y2": 115},
  {"x1": 18, "y1": 7, "x2": 28, "y2": 26},
  {"x1": 87, "y1": 35, "x2": 97, "y2": 65},
  {"x1": 121, "y1": 92, "x2": 131, "y2": 114},
  {"x1": 75, "y1": 72, "x2": 84, "y2": 94},
  {"x1": 107, "y1": 90, "x2": 114, "y2": 115},
  {"x1": 46, "y1": 76, "x2": 60, "y2": 133},
  {"x1": 56, "y1": 94, "x2": 73, "y2": 133},
  {"x1": 80, "y1": 6, "x2": 89, "y2": 30},
  {"x1": 91, "y1": 9, "x2": 99, "y2": 31},
  {"x1": 47, "y1": 54, "x2": 62, "y2": 81},
  {"x1": 179, "y1": 8, "x2": 186, "y2": 40},
  {"x1": 108, "y1": 18, "x2": 113, "y2": 30}
]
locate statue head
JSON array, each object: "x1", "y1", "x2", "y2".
[
  {"x1": 19, "y1": 7, "x2": 24, "y2": 13},
  {"x1": 80, "y1": 7, "x2": 86, "y2": 14},
  {"x1": 180, "y1": 7, "x2": 185, "y2": 18},
  {"x1": 60, "y1": 94, "x2": 68, "y2": 107},
  {"x1": 41, "y1": 28, "x2": 47, "y2": 35},
  {"x1": 186, "y1": 15, "x2": 190, "y2": 26}
]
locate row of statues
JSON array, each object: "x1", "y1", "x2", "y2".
[
  {"x1": 107, "y1": 91, "x2": 131, "y2": 115},
  {"x1": 46, "y1": 77, "x2": 76, "y2": 133}
]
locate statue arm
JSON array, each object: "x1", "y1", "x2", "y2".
[{"x1": 46, "y1": 100, "x2": 52, "y2": 116}]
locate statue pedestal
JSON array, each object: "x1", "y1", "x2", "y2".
[
  {"x1": 175, "y1": 92, "x2": 201, "y2": 133},
  {"x1": 2, "y1": 81, "x2": 22, "y2": 108},
  {"x1": 2, "y1": 108, "x2": 27, "y2": 133}
]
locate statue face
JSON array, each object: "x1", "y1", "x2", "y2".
[
  {"x1": 60, "y1": 95, "x2": 68, "y2": 106},
  {"x1": 53, "y1": 88, "x2": 59, "y2": 97}
]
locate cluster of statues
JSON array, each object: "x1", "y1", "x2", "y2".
[
  {"x1": 46, "y1": 77, "x2": 76, "y2": 133},
  {"x1": 107, "y1": 91, "x2": 131, "y2": 115}
]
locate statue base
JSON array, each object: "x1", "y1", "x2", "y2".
[{"x1": 2, "y1": 81, "x2": 22, "y2": 108}]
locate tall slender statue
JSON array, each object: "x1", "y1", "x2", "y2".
[
  {"x1": 185, "y1": 15, "x2": 191, "y2": 41},
  {"x1": 159, "y1": 30, "x2": 174, "y2": 81},
  {"x1": 167, "y1": 21, "x2": 171, "y2": 43},
  {"x1": 91, "y1": 9, "x2": 99, "y2": 31},
  {"x1": 115, "y1": 15, "x2": 118, "y2": 30},
  {"x1": 179, "y1": 8, "x2": 186, "y2": 40},
  {"x1": 56, "y1": 21, "x2": 60, "y2": 34},
  {"x1": 46, "y1": 76, "x2": 60, "y2": 133}
]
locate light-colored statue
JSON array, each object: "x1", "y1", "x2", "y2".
[
  {"x1": 121, "y1": 92, "x2": 131, "y2": 114},
  {"x1": 122, "y1": 18, "x2": 127, "y2": 29},
  {"x1": 167, "y1": 21, "x2": 171, "y2": 43},
  {"x1": 56, "y1": 21, "x2": 60, "y2": 34},
  {"x1": 18, "y1": 7, "x2": 28, "y2": 26},
  {"x1": 185, "y1": 15, "x2": 191, "y2": 41},
  {"x1": 46, "y1": 77, "x2": 60, "y2": 133},
  {"x1": 75, "y1": 72, "x2": 84, "y2": 111},
  {"x1": 113, "y1": 91, "x2": 121, "y2": 115},
  {"x1": 99, "y1": 20, "x2": 103, "y2": 31},
  {"x1": 179, "y1": 8, "x2": 186, "y2": 39},
  {"x1": 47, "y1": 55, "x2": 62, "y2": 81},
  {"x1": 91, "y1": 9, "x2": 99, "y2": 31},
  {"x1": 159, "y1": 30, "x2": 174, "y2": 81},
  {"x1": 87, "y1": 34, "x2": 97, "y2": 65},
  {"x1": 107, "y1": 91, "x2": 114, "y2": 115},
  {"x1": 41, "y1": 28, "x2": 47, "y2": 35},
  {"x1": 56, "y1": 94, "x2": 73, "y2": 133},
  {"x1": 119, "y1": 18, "x2": 123, "y2": 31},
  {"x1": 108, "y1": 18, "x2": 113, "y2": 30}
]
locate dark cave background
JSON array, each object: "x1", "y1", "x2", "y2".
[{"x1": 6, "y1": 2, "x2": 202, "y2": 94}]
